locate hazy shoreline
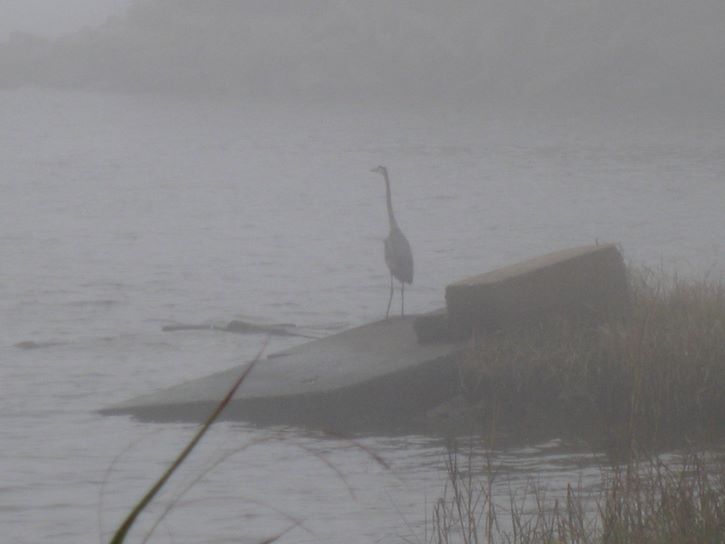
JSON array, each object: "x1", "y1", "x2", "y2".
[{"x1": 2, "y1": 1, "x2": 724, "y2": 119}]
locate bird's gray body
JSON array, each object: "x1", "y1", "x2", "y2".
[
  {"x1": 371, "y1": 165, "x2": 414, "y2": 318},
  {"x1": 385, "y1": 226, "x2": 414, "y2": 285}
]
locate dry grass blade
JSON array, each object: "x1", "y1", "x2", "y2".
[
  {"x1": 257, "y1": 523, "x2": 298, "y2": 544},
  {"x1": 432, "y1": 443, "x2": 725, "y2": 544},
  {"x1": 139, "y1": 436, "x2": 278, "y2": 544},
  {"x1": 139, "y1": 432, "x2": 362, "y2": 543},
  {"x1": 99, "y1": 431, "x2": 159, "y2": 544},
  {"x1": 322, "y1": 429, "x2": 391, "y2": 470},
  {"x1": 109, "y1": 338, "x2": 268, "y2": 544}
]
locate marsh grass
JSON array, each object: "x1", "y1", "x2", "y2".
[
  {"x1": 599, "y1": 454, "x2": 725, "y2": 543},
  {"x1": 459, "y1": 269, "x2": 725, "y2": 448},
  {"x1": 430, "y1": 442, "x2": 725, "y2": 544},
  {"x1": 437, "y1": 269, "x2": 725, "y2": 542}
]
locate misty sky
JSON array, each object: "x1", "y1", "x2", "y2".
[
  {"x1": 2, "y1": 0, "x2": 724, "y2": 117},
  {"x1": 0, "y1": 0, "x2": 129, "y2": 40}
]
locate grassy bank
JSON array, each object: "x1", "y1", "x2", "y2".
[
  {"x1": 436, "y1": 269, "x2": 725, "y2": 542},
  {"x1": 432, "y1": 446, "x2": 725, "y2": 544},
  {"x1": 458, "y1": 269, "x2": 725, "y2": 448}
]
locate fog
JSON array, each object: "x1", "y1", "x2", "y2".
[
  {"x1": 2, "y1": 0, "x2": 725, "y2": 117},
  {"x1": 3, "y1": 3, "x2": 725, "y2": 542},
  {"x1": 0, "y1": 0, "x2": 130, "y2": 40}
]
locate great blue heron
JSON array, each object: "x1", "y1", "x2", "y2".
[{"x1": 371, "y1": 165, "x2": 414, "y2": 318}]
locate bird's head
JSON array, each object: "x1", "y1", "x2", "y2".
[{"x1": 370, "y1": 165, "x2": 387, "y2": 176}]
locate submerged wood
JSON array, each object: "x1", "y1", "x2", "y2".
[{"x1": 162, "y1": 319, "x2": 321, "y2": 339}]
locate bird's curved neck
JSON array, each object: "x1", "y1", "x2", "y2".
[{"x1": 383, "y1": 170, "x2": 398, "y2": 229}]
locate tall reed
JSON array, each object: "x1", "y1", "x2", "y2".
[
  {"x1": 436, "y1": 270, "x2": 725, "y2": 542},
  {"x1": 431, "y1": 445, "x2": 725, "y2": 544},
  {"x1": 459, "y1": 269, "x2": 725, "y2": 447},
  {"x1": 109, "y1": 340, "x2": 268, "y2": 544}
]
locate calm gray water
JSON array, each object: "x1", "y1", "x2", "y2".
[{"x1": 1, "y1": 89, "x2": 723, "y2": 543}]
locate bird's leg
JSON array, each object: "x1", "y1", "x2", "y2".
[
  {"x1": 386, "y1": 273, "x2": 394, "y2": 319},
  {"x1": 401, "y1": 281, "x2": 405, "y2": 317}
]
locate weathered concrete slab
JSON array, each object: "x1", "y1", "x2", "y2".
[
  {"x1": 102, "y1": 244, "x2": 629, "y2": 431},
  {"x1": 102, "y1": 316, "x2": 465, "y2": 431},
  {"x1": 445, "y1": 244, "x2": 628, "y2": 337},
  {"x1": 413, "y1": 308, "x2": 451, "y2": 344}
]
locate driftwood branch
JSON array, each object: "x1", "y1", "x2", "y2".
[{"x1": 162, "y1": 320, "x2": 321, "y2": 339}]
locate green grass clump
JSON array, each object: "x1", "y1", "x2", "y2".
[{"x1": 459, "y1": 269, "x2": 725, "y2": 446}]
